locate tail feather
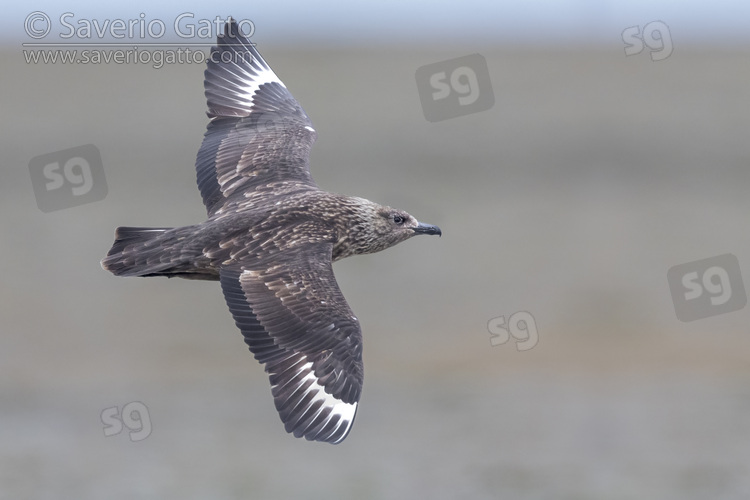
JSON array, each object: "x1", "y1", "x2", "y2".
[
  {"x1": 101, "y1": 227, "x2": 174, "y2": 277},
  {"x1": 102, "y1": 225, "x2": 219, "y2": 280}
]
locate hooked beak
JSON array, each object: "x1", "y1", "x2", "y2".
[{"x1": 413, "y1": 221, "x2": 442, "y2": 237}]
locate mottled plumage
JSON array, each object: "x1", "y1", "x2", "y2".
[{"x1": 102, "y1": 20, "x2": 441, "y2": 444}]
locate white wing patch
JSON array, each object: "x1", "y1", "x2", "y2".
[
  {"x1": 274, "y1": 359, "x2": 357, "y2": 444},
  {"x1": 208, "y1": 57, "x2": 287, "y2": 120}
]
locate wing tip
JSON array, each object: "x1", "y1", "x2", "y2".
[
  {"x1": 273, "y1": 360, "x2": 360, "y2": 444},
  {"x1": 218, "y1": 17, "x2": 251, "y2": 46}
]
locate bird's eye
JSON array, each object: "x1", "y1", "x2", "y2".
[{"x1": 393, "y1": 215, "x2": 405, "y2": 225}]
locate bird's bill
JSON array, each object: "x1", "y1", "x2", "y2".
[{"x1": 413, "y1": 222, "x2": 442, "y2": 236}]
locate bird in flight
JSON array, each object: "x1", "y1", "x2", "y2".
[{"x1": 102, "y1": 20, "x2": 441, "y2": 444}]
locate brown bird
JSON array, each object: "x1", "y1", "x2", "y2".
[{"x1": 102, "y1": 20, "x2": 441, "y2": 444}]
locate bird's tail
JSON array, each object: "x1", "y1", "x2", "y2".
[{"x1": 101, "y1": 226, "x2": 217, "y2": 280}]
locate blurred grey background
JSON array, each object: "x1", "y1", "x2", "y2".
[{"x1": 3, "y1": 1, "x2": 750, "y2": 499}]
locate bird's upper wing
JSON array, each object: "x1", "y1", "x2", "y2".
[
  {"x1": 219, "y1": 238, "x2": 364, "y2": 444},
  {"x1": 196, "y1": 20, "x2": 318, "y2": 217}
]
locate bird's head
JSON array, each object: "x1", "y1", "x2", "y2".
[{"x1": 333, "y1": 197, "x2": 441, "y2": 260}]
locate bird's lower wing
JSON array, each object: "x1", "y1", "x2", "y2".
[{"x1": 219, "y1": 243, "x2": 363, "y2": 444}]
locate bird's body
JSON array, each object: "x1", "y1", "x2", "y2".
[
  {"x1": 102, "y1": 20, "x2": 440, "y2": 444},
  {"x1": 105, "y1": 192, "x2": 431, "y2": 280}
]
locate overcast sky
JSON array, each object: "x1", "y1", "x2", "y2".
[{"x1": 9, "y1": 0, "x2": 750, "y2": 45}]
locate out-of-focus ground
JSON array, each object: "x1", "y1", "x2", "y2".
[{"x1": 2, "y1": 45, "x2": 750, "y2": 499}]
